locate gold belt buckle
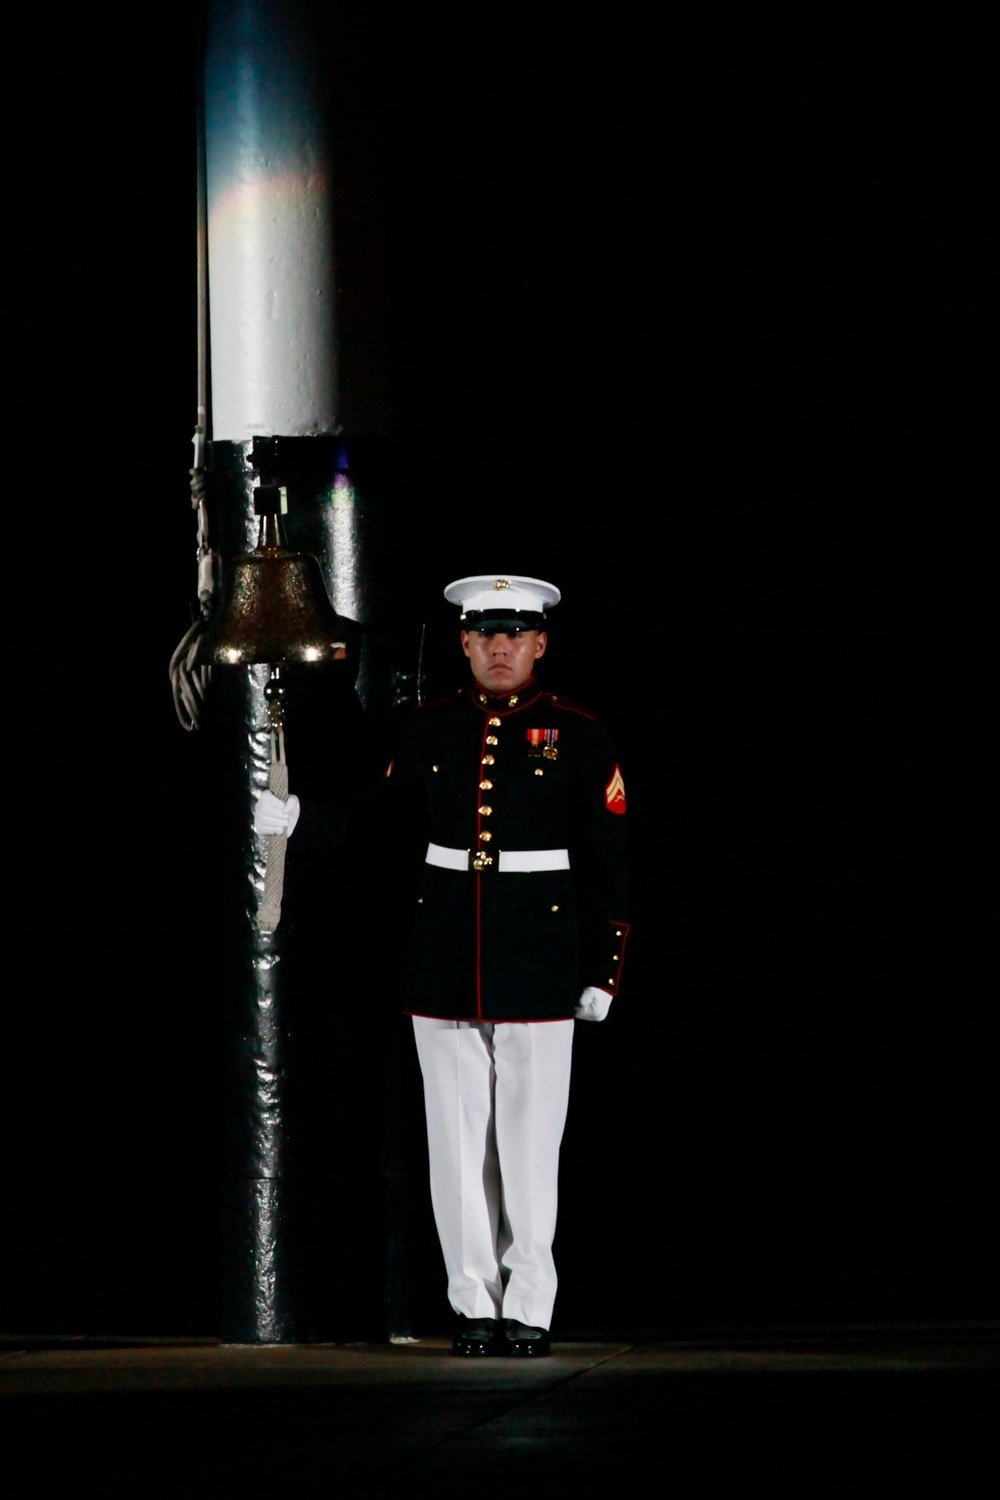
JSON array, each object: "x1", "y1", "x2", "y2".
[{"x1": 470, "y1": 850, "x2": 494, "y2": 873}]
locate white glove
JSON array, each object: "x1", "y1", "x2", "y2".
[
  {"x1": 574, "y1": 986, "x2": 613, "y2": 1022},
  {"x1": 253, "y1": 790, "x2": 301, "y2": 838}
]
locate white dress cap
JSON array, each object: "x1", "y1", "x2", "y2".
[{"x1": 444, "y1": 574, "x2": 561, "y2": 622}]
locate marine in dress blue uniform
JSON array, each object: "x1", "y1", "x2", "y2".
[{"x1": 398, "y1": 576, "x2": 630, "y2": 1355}]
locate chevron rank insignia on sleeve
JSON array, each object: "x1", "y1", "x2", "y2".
[{"x1": 605, "y1": 765, "x2": 626, "y2": 813}]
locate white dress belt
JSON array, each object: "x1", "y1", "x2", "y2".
[{"x1": 426, "y1": 842, "x2": 571, "y2": 874}]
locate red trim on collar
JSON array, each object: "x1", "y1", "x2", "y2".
[{"x1": 464, "y1": 678, "x2": 544, "y2": 716}]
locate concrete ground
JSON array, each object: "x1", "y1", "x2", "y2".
[{"x1": 2, "y1": 1325, "x2": 997, "y2": 1496}]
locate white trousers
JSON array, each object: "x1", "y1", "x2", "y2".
[{"x1": 411, "y1": 1016, "x2": 575, "y2": 1330}]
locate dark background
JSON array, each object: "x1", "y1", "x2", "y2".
[{"x1": 1, "y1": 6, "x2": 994, "y2": 1334}]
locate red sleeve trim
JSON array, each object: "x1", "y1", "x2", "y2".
[{"x1": 605, "y1": 919, "x2": 631, "y2": 996}]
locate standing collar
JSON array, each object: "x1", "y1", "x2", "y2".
[{"x1": 464, "y1": 677, "x2": 544, "y2": 716}]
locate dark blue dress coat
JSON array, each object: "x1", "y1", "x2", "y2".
[{"x1": 391, "y1": 680, "x2": 630, "y2": 1023}]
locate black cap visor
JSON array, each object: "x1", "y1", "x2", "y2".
[{"x1": 460, "y1": 608, "x2": 547, "y2": 633}]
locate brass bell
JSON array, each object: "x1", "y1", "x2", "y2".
[{"x1": 196, "y1": 485, "x2": 354, "y2": 666}]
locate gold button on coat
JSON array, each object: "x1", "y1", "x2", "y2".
[
  {"x1": 482, "y1": 754, "x2": 495, "y2": 765},
  {"x1": 486, "y1": 735, "x2": 498, "y2": 745},
  {"x1": 479, "y1": 779, "x2": 493, "y2": 790},
  {"x1": 488, "y1": 716, "x2": 501, "y2": 727},
  {"x1": 479, "y1": 830, "x2": 492, "y2": 842},
  {"x1": 480, "y1": 805, "x2": 493, "y2": 816}
]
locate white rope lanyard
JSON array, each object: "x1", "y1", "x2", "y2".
[{"x1": 256, "y1": 730, "x2": 290, "y2": 933}]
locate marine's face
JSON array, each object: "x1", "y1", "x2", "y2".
[{"x1": 461, "y1": 628, "x2": 547, "y2": 694}]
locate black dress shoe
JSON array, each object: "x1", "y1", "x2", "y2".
[
  {"x1": 452, "y1": 1317, "x2": 501, "y2": 1356},
  {"x1": 502, "y1": 1320, "x2": 551, "y2": 1357}
]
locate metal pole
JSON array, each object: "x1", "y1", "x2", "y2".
[{"x1": 202, "y1": 0, "x2": 390, "y2": 1342}]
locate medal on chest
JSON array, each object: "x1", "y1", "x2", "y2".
[{"x1": 527, "y1": 728, "x2": 559, "y2": 761}]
